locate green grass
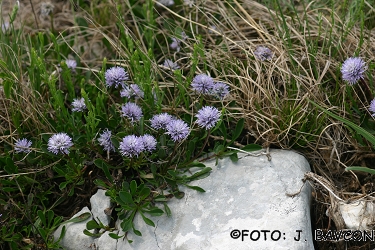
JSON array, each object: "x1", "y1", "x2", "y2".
[{"x1": 1, "y1": 0, "x2": 375, "y2": 249}]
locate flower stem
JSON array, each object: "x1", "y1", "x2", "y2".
[{"x1": 359, "y1": 78, "x2": 373, "y2": 103}]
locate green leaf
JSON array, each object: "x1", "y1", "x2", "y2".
[
  {"x1": 167, "y1": 170, "x2": 178, "y2": 178},
  {"x1": 187, "y1": 167, "x2": 212, "y2": 181},
  {"x1": 214, "y1": 144, "x2": 225, "y2": 154},
  {"x1": 133, "y1": 228, "x2": 142, "y2": 236},
  {"x1": 3, "y1": 80, "x2": 13, "y2": 98},
  {"x1": 185, "y1": 185, "x2": 206, "y2": 192},
  {"x1": 144, "y1": 208, "x2": 164, "y2": 216},
  {"x1": 219, "y1": 121, "x2": 227, "y2": 141},
  {"x1": 37, "y1": 210, "x2": 46, "y2": 227},
  {"x1": 139, "y1": 187, "x2": 151, "y2": 200},
  {"x1": 242, "y1": 144, "x2": 262, "y2": 152},
  {"x1": 93, "y1": 179, "x2": 110, "y2": 189},
  {"x1": 158, "y1": 147, "x2": 167, "y2": 159},
  {"x1": 118, "y1": 191, "x2": 134, "y2": 205},
  {"x1": 111, "y1": 137, "x2": 120, "y2": 149},
  {"x1": 130, "y1": 180, "x2": 137, "y2": 195},
  {"x1": 345, "y1": 166, "x2": 375, "y2": 175},
  {"x1": 185, "y1": 161, "x2": 206, "y2": 169},
  {"x1": 230, "y1": 118, "x2": 244, "y2": 143},
  {"x1": 86, "y1": 220, "x2": 101, "y2": 230},
  {"x1": 94, "y1": 159, "x2": 114, "y2": 182},
  {"x1": 83, "y1": 229, "x2": 102, "y2": 237},
  {"x1": 47, "y1": 210, "x2": 54, "y2": 228},
  {"x1": 121, "y1": 218, "x2": 133, "y2": 232},
  {"x1": 229, "y1": 152, "x2": 238, "y2": 162},
  {"x1": 4, "y1": 157, "x2": 18, "y2": 174},
  {"x1": 38, "y1": 228, "x2": 47, "y2": 240},
  {"x1": 109, "y1": 233, "x2": 123, "y2": 239},
  {"x1": 59, "y1": 182, "x2": 68, "y2": 190},
  {"x1": 154, "y1": 195, "x2": 168, "y2": 202},
  {"x1": 60, "y1": 212, "x2": 90, "y2": 225},
  {"x1": 164, "y1": 203, "x2": 172, "y2": 217},
  {"x1": 140, "y1": 212, "x2": 155, "y2": 227}
]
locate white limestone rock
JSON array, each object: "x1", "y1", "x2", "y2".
[
  {"x1": 117, "y1": 149, "x2": 314, "y2": 250},
  {"x1": 53, "y1": 207, "x2": 94, "y2": 250},
  {"x1": 54, "y1": 149, "x2": 313, "y2": 250},
  {"x1": 95, "y1": 231, "x2": 118, "y2": 250},
  {"x1": 90, "y1": 189, "x2": 111, "y2": 226},
  {"x1": 339, "y1": 200, "x2": 375, "y2": 230}
]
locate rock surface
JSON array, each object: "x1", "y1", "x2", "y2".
[
  {"x1": 55, "y1": 149, "x2": 314, "y2": 250},
  {"x1": 90, "y1": 189, "x2": 111, "y2": 226},
  {"x1": 53, "y1": 207, "x2": 95, "y2": 250}
]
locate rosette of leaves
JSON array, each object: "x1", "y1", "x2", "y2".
[{"x1": 115, "y1": 180, "x2": 164, "y2": 239}]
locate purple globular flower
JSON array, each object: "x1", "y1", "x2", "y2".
[
  {"x1": 161, "y1": 59, "x2": 180, "y2": 70},
  {"x1": 141, "y1": 134, "x2": 157, "y2": 152},
  {"x1": 195, "y1": 106, "x2": 221, "y2": 129},
  {"x1": 166, "y1": 119, "x2": 190, "y2": 142},
  {"x1": 71, "y1": 97, "x2": 87, "y2": 112},
  {"x1": 65, "y1": 59, "x2": 77, "y2": 70},
  {"x1": 120, "y1": 102, "x2": 143, "y2": 123},
  {"x1": 191, "y1": 73, "x2": 215, "y2": 95},
  {"x1": 47, "y1": 133, "x2": 73, "y2": 155},
  {"x1": 98, "y1": 129, "x2": 115, "y2": 152},
  {"x1": 119, "y1": 135, "x2": 145, "y2": 158},
  {"x1": 212, "y1": 82, "x2": 230, "y2": 100},
  {"x1": 105, "y1": 66, "x2": 129, "y2": 88},
  {"x1": 341, "y1": 57, "x2": 367, "y2": 85},
  {"x1": 170, "y1": 38, "x2": 180, "y2": 51},
  {"x1": 14, "y1": 138, "x2": 32, "y2": 153},
  {"x1": 120, "y1": 84, "x2": 144, "y2": 99},
  {"x1": 150, "y1": 113, "x2": 174, "y2": 130},
  {"x1": 170, "y1": 32, "x2": 187, "y2": 51},
  {"x1": 254, "y1": 46, "x2": 273, "y2": 61}
]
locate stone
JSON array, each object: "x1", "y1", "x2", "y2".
[
  {"x1": 339, "y1": 200, "x2": 375, "y2": 230},
  {"x1": 95, "y1": 231, "x2": 118, "y2": 250},
  {"x1": 53, "y1": 207, "x2": 95, "y2": 250},
  {"x1": 117, "y1": 149, "x2": 314, "y2": 250},
  {"x1": 55, "y1": 149, "x2": 314, "y2": 250},
  {"x1": 90, "y1": 189, "x2": 111, "y2": 226}
]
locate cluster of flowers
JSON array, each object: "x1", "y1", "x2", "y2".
[
  {"x1": 191, "y1": 73, "x2": 230, "y2": 100},
  {"x1": 15, "y1": 66, "x2": 222, "y2": 159}
]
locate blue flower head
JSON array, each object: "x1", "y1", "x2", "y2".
[
  {"x1": 150, "y1": 113, "x2": 174, "y2": 130},
  {"x1": 212, "y1": 82, "x2": 230, "y2": 100},
  {"x1": 121, "y1": 102, "x2": 143, "y2": 123},
  {"x1": 341, "y1": 57, "x2": 367, "y2": 85},
  {"x1": 141, "y1": 134, "x2": 157, "y2": 152},
  {"x1": 14, "y1": 138, "x2": 32, "y2": 153},
  {"x1": 166, "y1": 119, "x2": 190, "y2": 142},
  {"x1": 119, "y1": 135, "x2": 145, "y2": 158},
  {"x1": 191, "y1": 73, "x2": 215, "y2": 95},
  {"x1": 47, "y1": 133, "x2": 73, "y2": 155},
  {"x1": 195, "y1": 106, "x2": 221, "y2": 130},
  {"x1": 105, "y1": 66, "x2": 129, "y2": 88},
  {"x1": 254, "y1": 46, "x2": 273, "y2": 61},
  {"x1": 120, "y1": 84, "x2": 144, "y2": 99},
  {"x1": 98, "y1": 129, "x2": 115, "y2": 152},
  {"x1": 71, "y1": 97, "x2": 87, "y2": 112}
]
